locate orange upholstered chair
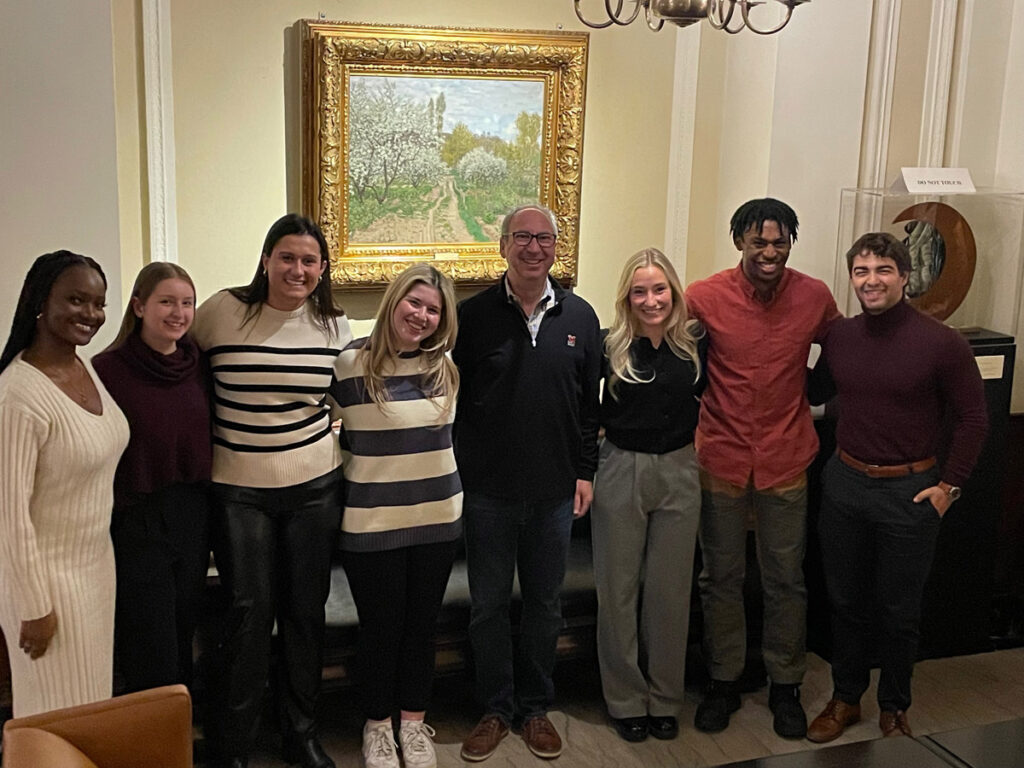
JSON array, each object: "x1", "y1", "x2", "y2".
[{"x1": 2, "y1": 684, "x2": 192, "y2": 768}]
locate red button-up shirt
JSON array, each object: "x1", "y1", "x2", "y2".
[{"x1": 686, "y1": 265, "x2": 840, "y2": 490}]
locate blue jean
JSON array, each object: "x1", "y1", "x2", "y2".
[{"x1": 463, "y1": 492, "x2": 575, "y2": 723}]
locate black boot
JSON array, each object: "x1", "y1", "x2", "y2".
[
  {"x1": 283, "y1": 733, "x2": 336, "y2": 768},
  {"x1": 694, "y1": 680, "x2": 741, "y2": 733},
  {"x1": 769, "y1": 682, "x2": 807, "y2": 738}
]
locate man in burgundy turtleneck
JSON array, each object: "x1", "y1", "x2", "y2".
[{"x1": 806, "y1": 232, "x2": 987, "y2": 744}]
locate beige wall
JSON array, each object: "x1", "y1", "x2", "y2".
[
  {"x1": 683, "y1": 2, "x2": 873, "y2": 287},
  {"x1": 114, "y1": 0, "x2": 676, "y2": 332},
  {"x1": 1, "y1": 0, "x2": 123, "y2": 353}
]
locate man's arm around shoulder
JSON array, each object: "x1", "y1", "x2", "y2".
[{"x1": 574, "y1": 299, "x2": 602, "y2": 518}]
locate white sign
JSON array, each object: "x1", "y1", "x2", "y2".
[
  {"x1": 890, "y1": 167, "x2": 976, "y2": 194},
  {"x1": 975, "y1": 355, "x2": 1004, "y2": 380}
]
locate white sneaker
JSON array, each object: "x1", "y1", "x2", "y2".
[
  {"x1": 399, "y1": 720, "x2": 437, "y2": 768},
  {"x1": 362, "y1": 720, "x2": 399, "y2": 768}
]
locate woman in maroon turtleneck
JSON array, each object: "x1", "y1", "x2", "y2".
[{"x1": 92, "y1": 262, "x2": 212, "y2": 694}]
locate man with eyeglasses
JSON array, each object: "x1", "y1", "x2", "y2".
[{"x1": 454, "y1": 203, "x2": 601, "y2": 761}]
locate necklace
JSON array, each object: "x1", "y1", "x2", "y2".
[
  {"x1": 41, "y1": 358, "x2": 91, "y2": 403},
  {"x1": 66, "y1": 361, "x2": 90, "y2": 403}
]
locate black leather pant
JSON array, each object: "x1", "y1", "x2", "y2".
[{"x1": 210, "y1": 468, "x2": 342, "y2": 758}]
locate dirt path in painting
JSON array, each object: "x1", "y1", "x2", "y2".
[
  {"x1": 350, "y1": 176, "x2": 473, "y2": 244},
  {"x1": 425, "y1": 176, "x2": 473, "y2": 243}
]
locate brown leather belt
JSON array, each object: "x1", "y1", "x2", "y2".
[{"x1": 838, "y1": 449, "x2": 937, "y2": 478}]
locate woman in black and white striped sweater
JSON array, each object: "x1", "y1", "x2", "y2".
[{"x1": 192, "y1": 214, "x2": 351, "y2": 768}]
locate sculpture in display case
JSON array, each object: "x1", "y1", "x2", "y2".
[{"x1": 893, "y1": 201, "x2": 976, "y2": 322}]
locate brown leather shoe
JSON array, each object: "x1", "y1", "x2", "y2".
[
  {"x1": 806, "y1": 699, "x2": 861, "y2": 743},
  {"x1": 879, "y1": 710, "x2": 912, "y2": 737},
  {"x1": 460, "y1": 715, "x2": 509, "y2": 762},
  {"x1": 521, "y1": 715, "x2": 562, "y2": 759}
]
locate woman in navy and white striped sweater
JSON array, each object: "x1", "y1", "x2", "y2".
[{"x1": 331, "y1": 264, "x2": 461, "y2": 768}]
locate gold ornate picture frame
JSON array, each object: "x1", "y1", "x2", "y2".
[{"x1": 301, "y1": 21, "x2": 589, "y2": 287}]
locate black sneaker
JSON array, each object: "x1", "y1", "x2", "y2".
[
  {"x1": 694, "y1": 680, "x2": 741, "y2": 733},
  {"x1": 769, "y1": 683, "x2": 807, "y2": 739}
]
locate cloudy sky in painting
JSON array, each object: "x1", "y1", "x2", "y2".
[{"x1": 352, "y1": 75, "x2": 544, "y2": 140}]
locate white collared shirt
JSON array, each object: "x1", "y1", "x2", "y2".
[{"x1": 505, "y1": 276, "x2": 555, "y2": 347}]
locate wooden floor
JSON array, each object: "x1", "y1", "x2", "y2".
[{"x1": 237, "y1": 647, "x2": 1024, "y2": 768}]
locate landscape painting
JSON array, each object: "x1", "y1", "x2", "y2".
[
  {"x1": 302, "y1": 22, "x2": 589, "y2": 286},
  {"x1": 348, "y1": 75, "x2": 544, "y2": 245}
]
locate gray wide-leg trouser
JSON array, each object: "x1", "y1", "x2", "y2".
[{"x1": 592, "y1": 440, "x2": 701, "y2": 718}]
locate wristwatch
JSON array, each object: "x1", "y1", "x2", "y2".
[{"x1": 938, "y1": 481, "x2": 962, "y2": 502}]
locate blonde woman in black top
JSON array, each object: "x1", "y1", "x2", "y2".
[{"x1": 592, "y1": 248, "x2": 706, "y2": 743}]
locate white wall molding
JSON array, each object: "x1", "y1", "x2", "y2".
[
  {"x1": 918, "y1": 0, "x2": 960, "y2": 166},
  {"x1": 859, "y1": 0, "x2": 902, "y2": 189},
  {"x1": 664, "y1": 24, "x2": 701, "y2": 277},
  {"x1": 142, "y1": 0, "x2": 179, "y2": 263},
  {"x1": 944, "y1": 0, "x2": 973, "y2": 166}
]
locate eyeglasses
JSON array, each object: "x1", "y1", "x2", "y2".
[{"x1": 507, "y1": 231, "x2": 557, "y2": 248}]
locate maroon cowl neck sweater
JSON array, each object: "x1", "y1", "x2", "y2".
[
  {"x1": 92, "y1": 332, "x2": 212, "y2": 508},
  {"x1": 821, "y1": 300, "x2": 988, "y2": 486}
]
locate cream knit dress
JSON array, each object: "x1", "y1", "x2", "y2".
[{"x1": 0, "y1": 355, "x2": 129, "y2": 716}]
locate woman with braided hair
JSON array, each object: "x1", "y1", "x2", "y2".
[{"x1": 0, "y1": 250, "x2": 129, "y2": 716}]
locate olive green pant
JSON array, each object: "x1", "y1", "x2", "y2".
[{"x1": 697, "y1": 470, "x2": 808, "y2": 685}]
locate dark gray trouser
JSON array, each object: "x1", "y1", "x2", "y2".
[
  {"x1": 819, "y1": 454, "x2": 941, "y2": 712},
  {"x1": 697, "y1": 469, "x2": 808, "y2": 685},
  {"x1": 592, "y1": 440, "x2": 700, "y2": 718}
]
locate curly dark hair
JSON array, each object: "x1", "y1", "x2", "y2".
[
  {"x1": 0, "y1": 250, "x2": 107, "y2": 373},
  {"x1": 729, "y1": 198, "x2": 800, "y2": 243}
]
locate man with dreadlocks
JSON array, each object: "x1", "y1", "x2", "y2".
[{"x1": 685, "y1": 198, "x2": 840, "y2": 739}]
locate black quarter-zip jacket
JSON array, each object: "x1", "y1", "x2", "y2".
[{"x1": 453, "y1": 275, "x2": 601, "y2": 501}]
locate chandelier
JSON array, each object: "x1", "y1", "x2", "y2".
[{"x1": 573, "y1": 0, "x2": 809, "y2": 35}]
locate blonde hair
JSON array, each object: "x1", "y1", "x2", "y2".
[
  {"x1": 361, "y1": 264, "x2": 459, "y2": 414},
  {"x1": 106, "y1": 262, "x2": 196, "y2": 351},
  {"x1": 605, "y1": 248, "x2": 702, "y2": 398}
]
